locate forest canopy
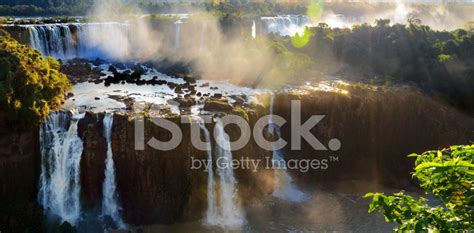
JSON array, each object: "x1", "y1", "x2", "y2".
[{"x1": 0, "y1": 30, "x2": 71, "y2": 127}]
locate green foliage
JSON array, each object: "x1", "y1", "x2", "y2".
[
  {"x1": 290, "y1": 20, "x2": 474, "y2": 113},
  {"x1": 0, "y1": 30, "x2": 71, "y2": 128},
  {"x1": 364, "y1": 144, "x2": 474, "y2": 232}
]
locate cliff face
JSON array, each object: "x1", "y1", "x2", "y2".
[
  {"x1": 0, "y1": 88, "x2": 472, "y2": 226},
  {"x1": 77, "y1": 111, "x2": 273, "y2": 225},
  {"x1": 0, "y1": 115, "x2": 40, "y2": 201},
  {"x1": 273, "y1": 88, "x2": 474, "y2": 188}
]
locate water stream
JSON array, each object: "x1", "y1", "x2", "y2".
[
  {"x1": 38, "y1": 111, "x2": 85, "y2": 225},
  {"x1": 101, "y1": 112, "x2": 125, "y2": 229}
]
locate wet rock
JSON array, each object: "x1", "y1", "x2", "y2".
[
  {"x1": 200, "y1": 82, "x2": 210, "y2": 88},
  {"x1": 108, "y1": 65, "x2": 118, "y2": 75},
  {"x1": 174, "y1": 85, "x2": 183, "y2": 94},
  {"x1": 113, "y1": 62, "x2": 127, "y2": 70},
  {"x1": 232, "y1": 96, "x2": 245, "y2": 105},
  {"x1": 167, "y1": 83, "x2": 177, "y2": 89},
  {"x1": 66, "y1": 92, "x2": 74, "y2": 99},
  {"x1": 183, "y1": 75, "x2": 198, "y2": 84},
  {"x1": 203, "y1": 99, "x2": 233, "y2": 112},
  {"x1": 60, "y1": 59, "x2": 102, "y2": 84},
  {"x1": 94, "y1": 97, "x2": 100, "y2": 100},
  {"x1": 132, "y1": 64, "x2": 146, "y2": 75},
  {"x1": 157, "y1": 80, "x2": 168, "y2": 86},
  {"x1": 170, "y1": 97, "x2": 196, "y2": 108},
  {"x1": 213, "y1": 93, "x2": 223, "y2": 99},
  {"x1": 92, "y1": 58, "x2": 108, "y2": 66}
]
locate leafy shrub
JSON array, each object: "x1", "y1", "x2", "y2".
[
  {"x1": 365, "y1": 144, "x2": 474, "y2": 232},
  {"x1": 0, "y1": 30, "x2": 71, "y2": 128}
]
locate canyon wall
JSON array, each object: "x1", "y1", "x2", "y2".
[
  {"x1": 274, "y1": 88, "x2": 474, "y2": 188},
  {"x1": 0, "y1": 114, "x2": 40, "y2": 201},
  {"x1": 77, "y1": 111, "x2": 273, "y2": 225},
  {"x1": 0, "y1": 88, "x2": 472, "y2": 226}
]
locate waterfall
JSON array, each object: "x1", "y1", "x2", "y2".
[
  {"x1": 206, "y1": 118, "x2": 243, "y2": 228},
  {"x1": 175, "y1": 20, "x2": 182, "y2": 49},
  {"x1": 28, "y1": 26, "x2": 44, "y2": 55},
  {"x1": 251, "y1": 20, "x2": 256, "y2": 39},
  {"x1": 260, "y1": 15, "x2": 309, "y2": 37},
  {"x1": 38, "y1": 111, "x2": 85, "y2": 225},
  {"x1": 200, "y1": 118, "x2": 217, "y2": 225},
  {"x1": 25, "y1": 23, "x2": 131, "y2": 60},
  {"x1": 27, "y1": 25, "x2": 76, "y2": 59},
  {"x1": 268, "y1": 94, "x2": 308, "y2": 202},
  {"x1": 101, "y1": 112, "x2": 125, "y2": 229}
]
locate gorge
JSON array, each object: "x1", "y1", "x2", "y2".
[{"x1": 0, "y1": 4, "x2": 473, "y2": 232}]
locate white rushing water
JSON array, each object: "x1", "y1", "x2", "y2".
[
  {"x1": 26, "y1": 23, "x2": 131, "y2": 60},
  {"x1": 38, "y1": 111, "x2": 85, "y2": 225},
  {"x1": 206, "y1": 118, "x2": 243, "y2": 228},
  {"x1": 200, "y1": 118, "x2": 217, "y2": 225},
  {"x1": 268, "y1": 94, "x2": 308, "y2": 202},
  {"x1": 251, "y1": 20, "x2": 256, "y2": 39},
  {"x1": 101, "y1": 112, "x2": 125, "y2": 229},
  {"x1": 261, "y1": 15, "x2": 309, "y2": 37},
  {"x1": 28, "y1": 25, "x2": 76, "y2": 59}
]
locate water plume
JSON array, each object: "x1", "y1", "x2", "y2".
[
  {"x1": 101, "y1": 112, "x2": 125, "y2": 229},
  {"x1": 86, "y1": 0, "x2": 162, "y2": 61}
]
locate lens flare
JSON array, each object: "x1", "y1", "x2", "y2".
[{"x1": 307, "y1": 0, "x2": 325, "y2": 22}]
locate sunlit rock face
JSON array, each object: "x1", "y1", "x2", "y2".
[{"x1": 273, "y1": 89, "x2": 474, "y2": 188}]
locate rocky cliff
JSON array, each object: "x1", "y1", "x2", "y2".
[
  {"x1": 273, "y1": 87, "x2": 474, "y2": 188},
  {"x1": 77, "y1": 111, "x2": 273, "y2": 225},
  {"x1": 0, "y1": 87, "x2": 472, "y2": 227}
]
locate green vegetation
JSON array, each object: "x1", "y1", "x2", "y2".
[
  {"x1": 0, "y1": 30, "x2": 71, "y2": 128},
  {"x1": 275, "y1": 20, "x2": 474, "y2": 113},
  {"x1": 364, "y1": 144, "x2": 474, "y2": 232}
]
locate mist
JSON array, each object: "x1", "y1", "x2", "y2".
[
  {"x1": 84, "y1": 0, "x2": 275, "y2": 87},
  {"x1": 318, "y1": 2, "x2": 473, "y2": 30}
]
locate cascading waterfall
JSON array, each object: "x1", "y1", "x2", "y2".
[
  {"x1": 251, "y1": 20, "x2": 256, "y2": 39},
  {"x1": 27, "y1": 25, "x2": 77, "y2": 59},
  {"x1": 260, "y1": 15, "x2": 309, "y2": 37},
  {"x1": 199, "y1": 118, "x2": 217, "y2": 225},
  {"x1": 268, "y1": 94, "x2": 308, "y2": 202},
  {"x1": 206, "y1": 118, "x2": 243, "y2": 228},
  {"x1": 26, "y1": 23, "x2": 131, "y2": 60},
  {"x1": 101, "y1": 112, "x2": 125, "y2": 229},
  {"x1": 38, "y1": 111, "x2": 85, "y2": 225}
]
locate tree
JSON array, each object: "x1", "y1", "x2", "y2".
[
  {"x1": 364, "y1": 144, "x2": 474, "y2": 232},
  {"x1": 0, "y1": 30, "x2": 71, "y2": 128}
]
